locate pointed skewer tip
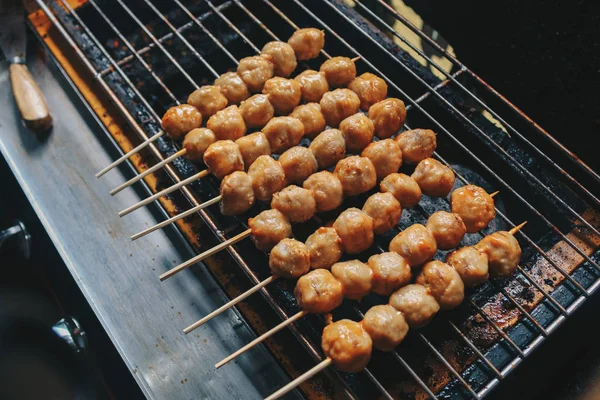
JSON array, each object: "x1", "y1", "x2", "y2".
[
  {"x1": 509, "y1": 221, "x2": 527, "y2": 235},
  {"x1": 490, "y1": 191, "x2": 499, "y2": 198}
]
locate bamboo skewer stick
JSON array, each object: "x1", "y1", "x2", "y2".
[
  {"x1": 490, "y1": 191, "x2": 499, "y2": 198},
  {"x1": 96, "y1": 131, "x2": 164, "y2": 177},
  {"x1": 264, "y1": 358, "x2": 332, "y2": 400},
  {"x1": 509, "y1": 221, "x2": 527, "y2": 235}
]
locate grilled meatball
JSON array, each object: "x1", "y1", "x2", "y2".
[
  {"x1": 395, "y1": 129, "x2": 436, "y2": 164},
  {"x1": 416, "y1": 261, "x2": 464, "y2": 310},
  {"x1": 309, "y1": 129, "x2": 346, "y2": 169},
  {"x1": 361, "y1": 139, "x2": 402, "y2": 180},
  {"x1": 269, "y1": 238, "x2": 310, "y2": 278},
  {"x1": 203, "y1": 140, "x2": 244, "y2": 179},
  {"x1": 475, "y1": 231, "x2": 521, "y2": 278},
  {"x1": 451, "y1": 185, "x2": 496, "y2": 233},
  {"x1": 290, "y1": 103, "x2": 326, "y2": 139},
  {"x1": 333, "y1": 208, "x2": 374, "y2": 254},
  {"x1": 248, "y1": 209, "x2": 292, "y2": 251},
  {"x1": 368, "y1": 98, "x2": 406, "y2": 139},
  {"x1": 331, "y1": 260, "x2": 373, "y2": 300},
  {"x1": 367, "y1": 252, "x2": 411, "y2": 296},
  {"x1": 426, "y1": 211, "x2": 467, "y2": 250},
  {"x1": 305, "y1": 227, "x2": 343, "y2": 269},
  {"x1": 389, "y1": 284, "x2": 440, "y2": 328},
  {"x1": 247, "y1": 155, "x2": 286, "y2": 202},
  {"x1": 362, "y1": 305, "x2": 408, "y2": 351},
  {"x1": 294, "y1": 70, "x2": 329, "y2": 103},
  {"x1": 339, "y1": 113, "x2": 375, "y2": 153},
  {"x1": 320, "y1": 56, "x2": 357, "y2": 87},
  {"x1": 162, "y1": 104, "x2": 202, "y2": 140},
  {"x1": 295, "y1": 269, "x2": 343, "y2": 313},
  {"x1": 446, "y1": 246, "x2": 489, "y2": 287},
  {"x1": 303, "y1": 171, "x2": 344, "y2": 212},
  {"x1": 334, "y1": 156, "x2": 377, "y2": 197},
  {"x1": 219, "y1": 171, "x2": 255, "y2": 216},
  {"x1": 320, "y1": 89, "x2": 361, "y2": 127},
  {"x1": 236, "y1": 132, "x2": 271, "y2": 168},
  {"x1": 262, "y1": 77, "x2": 302, "y2": 115},
  {"x1": 348, "y1": 72, "x2": 388, "y2": 110},
  {"x1": 380, "y1": 173, "x2": 422, "y2": 208},
  {"x1": 279, "y1": 146, "x2": 318, "y2": 185},
  {"x1": 187, "y1": 85, "x2": 228, "y2": 117},
  {"x1": 214, "y1": 71, "x2": 249, "y2": 104},
  {"x1": 182, "y1": 128, "x2": 215, "y2": 161},
  {"x1": 322, "y1": 320, "x2": 372, "y2": 373},
  {"x1": 237, "y1": 55, "x2": 274, "y2": 92},
  {"x1": 389, "y1": 224, "x2": 437, "y2": 267},
  {"x1": 271, "y1": 185, "x2": 317, "y2": 223},
  {"x1": 206, "y1": 105, "x2": 246, "y2": 141},
  {"x1": 412, "y1": 158, "x2": 455, "y2": 197},
  {"x1": 239, "y1": 94, "x2": 274, "y2": 128},
  {"x1": 288, "y1": 28, "x2": 324, "y2": 60},
  {"x1": 261, "y1": 116, "x2": 304, "y2": 154},
  {"x1": 362, "y1": 192, "x2": 402, "y2": 235},
  {"x1": 261, "y1": 41, "x2": 297, "y2": 77}
]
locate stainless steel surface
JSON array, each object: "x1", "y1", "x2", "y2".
[
  {"x1": 0, "y1": 38, "x2": 300, "y2": 399},
  {"x1": 0, "y1": 0, "x2": 26, "y2": 64}
]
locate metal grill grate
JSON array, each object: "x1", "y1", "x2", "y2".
[{"x1": 33, "y1": 0, "x2": 600, "y2": 398}]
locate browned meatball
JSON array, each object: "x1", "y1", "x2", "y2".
[
  {"x1": 161, "y1": 104, "x2": 202, "y2": 140},
  {"x1": 333, "y1": 208, "x2": 374, "y2": 254},
  {"x1": 362, "y1": 305, "x2": 408, "y2": 351},
  {"x1": 269, "y1": 238, "x2": 310, "y2": 278},
  {"x1": 475, "y1": 231, "x2": 521, "y2": 278},
  {"x1": 322, "y1": 320, "x2": 372, "y2": 373},
  {"x1": 451, "y1": 185, "x2": 496, "y2": 233},
  {"x1": 446, "y1": 246, "x2": 489, "y2": 287},
  {"x1": 303, "y1": 171, "x2": 344, "y2": 212},
  {"x1": 238, "y1": 94, "x2": 274, "y2": 128},
  {"x1": 203, "y1": 140, "x2": 244, "y2": 179},
  {"x1": 367, "y1": 252, "x2": 411, "y2": 296},
  {"x1": 295, "y1": 269, "x2": 344, "y2": 313},
  {"x1": 331, "y1": 260, "x2": 373, "y2": 300},
  {"x1": 278, "y1": 146, "x2": 318, "y2": 185},
  {"x1": 412, "y1": 158, "x2": 455, "y2": 197},
  {"x1": 235, "y1": 132, "x2": 271, "y2": 168},
  {"x1": 334, "y1": 156, "x2": 377, "y2": 196},
  {"x1": 362, "y1": 192, "x2": 402, "y2": 235},
  {"x1": 261, "y1": 116, "x2": 304, "y2": 154},
  {"x1": 262, "y1": 77, "x2": 302, "y2": 115},
  {"x1": 309, "y1": 129, "x2": 346, "y2": 169},
  {"x1": 248, "y1": 209, "x2": 292, "y2": 251},
  {"x1": 339, "y1": 113, "x2": 375, "y2": 153},
  {"x1": 206, "y1": 105, "x2": 246, "y2": 141},
  {"x1": 294, "y1": 70, "x2": 329, "y2": 103},
  {"x1": 305, "y1": 227, "x2": 343, "y2": 270},
  {"x1": 426, "y1": 211, "x2": 467, "y2": 250},
  {"x1": 348, "y1": 72, "x2": 388, "y2": 111},
  {"x1": 182, "y1": 128, "x2": 215, "y2": 161},
  {"x1": 290, "y1": 103, "x2": 326, "y2": 139},
  {"x1": 219, "y1": 171, "x2": 255, "y2": 216},
  {"x1": 271, "y1": 185, "x2": 317, "y2": 223},
  {"x1": 389, "y1": 224, "x2": 437, "y2": 267},
  {"x1": 187, "y1": 85, "x2": 228, "y2": 118},
  {"x1": 320, "y1": 56, "x2": 357, "y2": 87},
  {"x1": 361, "y1": 139, "x2": 402, "y2": 180},
  {"x1": 380, "y1": 173, "x2": 422, "y2": 208},
  {"x1": 261, "y1": 41, "x2": 297, "y2": 77},
  {"x1": 214, "y1": 72, "x2": 249, "y2": 104},
  {"x1": 389, "y1": 284, "x2": 440, "y2": 328},
  {"x1": 287, "y1": 28, "x2": 325, "y2": 60},
  {"x1": 247, "y1": 155, "x2": 286, "y2": 202},
  {"x1": 320, "y1": 89, "x2": 361, "y2": 127},
  {"x1": 395, "y1": 129, "x2": 437, "y2": 164},
  {"x1": 368, "y1": 98, "x2": 406, "y2": 139},
  {"x1": 237, "y1": 55, "x2": 274, "y2": 92},
  {"x1": 416, "y1": 261, "x2": 464, "y2": 310}
]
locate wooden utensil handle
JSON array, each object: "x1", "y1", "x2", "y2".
[{"x1": 9, "y1": 63, "x2": 53, "y2": 132}]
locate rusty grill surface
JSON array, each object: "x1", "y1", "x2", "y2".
[{"x1": 33, "y1": 0, "x2": 600, "y2": 399}]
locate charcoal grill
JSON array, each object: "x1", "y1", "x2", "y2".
[{"x1": 26, "y1": 0, "x2": 600, "y2": 398}]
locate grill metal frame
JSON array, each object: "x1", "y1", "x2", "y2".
[{"x1": 32, "y1": 0, "x2": 600, "y2": 398}]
